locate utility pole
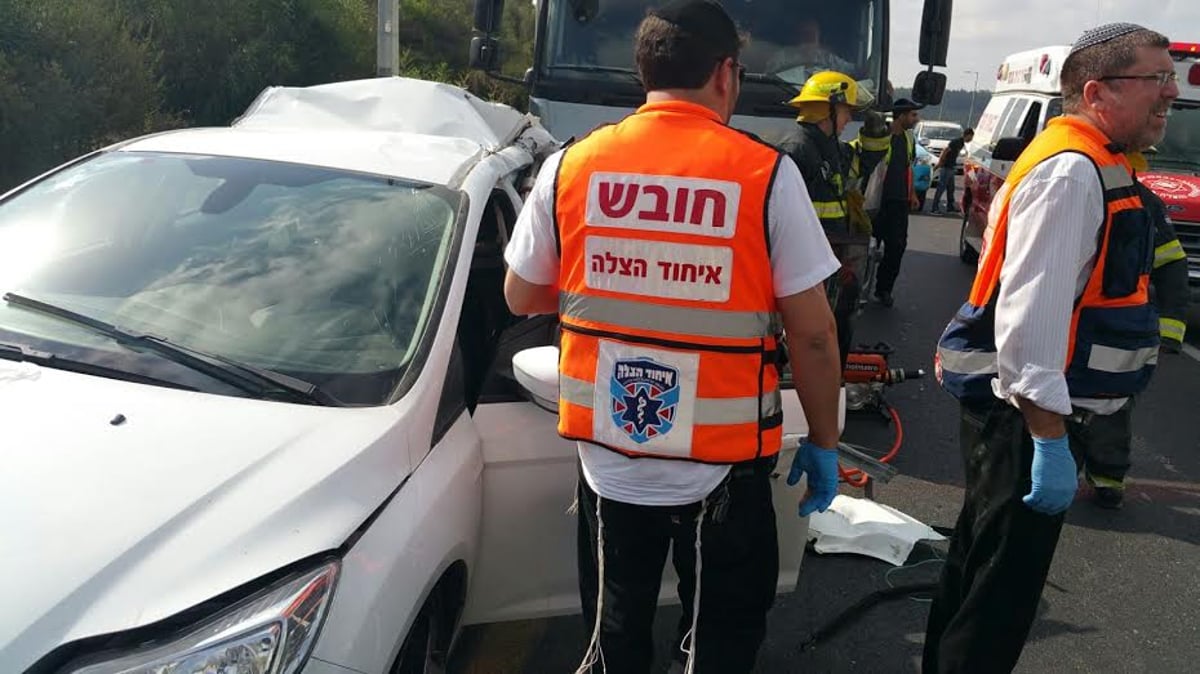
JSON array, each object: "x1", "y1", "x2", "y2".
[
  {"x1": 964, "y1": 70, "x2": 980, "y2": 125},
  {"x1": 377, "y1": 0, "x2": 399, "y2": 77}
]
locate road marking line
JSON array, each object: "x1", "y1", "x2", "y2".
[{"x1": 1183, "y1": 342, "x2": 1200, "y2": 363}]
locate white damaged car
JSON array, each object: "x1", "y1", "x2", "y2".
[{"x1": 0, "y1": 78, "x2": 831, "y2": 674}]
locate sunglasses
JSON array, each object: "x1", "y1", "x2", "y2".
[{"x1": 1100, "y1": 70, "x2": 1178, "y2": 87}]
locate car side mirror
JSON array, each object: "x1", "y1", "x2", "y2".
[
  {"x1": 918, "y1": 137, "x2": 931, "y2": 146},
  {"x1": 992, "y1": 136, "x2": 1029, "y2": 162},
  {"x1": 912, "y1": 70, "x2": 947, "y2": 106},
  {"x1": 512, "y1": 346, "x2": 560, "y2": 412},
  {"x1": 918, "y1": 0, "x2": 953, "y2": 67}
]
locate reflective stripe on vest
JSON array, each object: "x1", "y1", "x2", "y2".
[
  {"x1": 935, "y1": 116, "x2": 1158, "y2": 405},
  {"x1": 559, "y1": 374, "x2": 782, "y2": 424},
  {"x1": 560, "y1": 291, "x2": 776, "y2": 340},
  {"x1": 553, "y1": 100, "x2": 783, "y2": 464}
]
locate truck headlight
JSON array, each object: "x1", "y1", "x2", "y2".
[{"x1": 68, "y1": 561, "x2": 338, "y2": 674}]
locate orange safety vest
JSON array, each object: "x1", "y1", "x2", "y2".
[
  {"x1": 554, "y1": 100, "x2": 784, "y2": 464},
  {"x1": 936, "y1": 115, "x2": 1158, "y2": 405}
]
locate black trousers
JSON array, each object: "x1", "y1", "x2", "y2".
[
  {"x1": 873, "y1": 199, "x2": 910, "y2": 295},
  {"x1": 923, "y1": 403, "x2": 1085, "y2": 674},
  {"x1": 576, "y1": 456, "x2": 779, "y2": 674},
  {"x1": 1079, "y1": 400, "x2": 1135, "y2": 486}
]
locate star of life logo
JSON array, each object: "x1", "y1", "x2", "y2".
[{"x1": 609, "y1": 358, "x2": 680, "y2": 444}]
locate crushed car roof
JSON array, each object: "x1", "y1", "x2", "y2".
[{"x1": 120, "y1": 78, "x2": 557, "y2": 186}]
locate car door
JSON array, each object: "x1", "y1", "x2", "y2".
[{"x1": 459, "y1": 210, "x2": 842, "y2": 626}]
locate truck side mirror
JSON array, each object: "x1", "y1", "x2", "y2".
[
  {"x1": 912, "y1": 70, "x2": 947, "y2": 106},
  {"x1": 470, "y1": 35, "x2": 501, "y2": 71},
  {"x1": 918, "y1": 0, "x2": 953, "y2": 67},
  {"x1": 992, "y1": 137, "x2": 1029, "y2": 162},
  {"x1": 473, "y1": 0, "x2": 506, "y2": 34}
]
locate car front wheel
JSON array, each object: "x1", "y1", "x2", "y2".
[
  {"x1": 395, "y1": 591, "x2": 448, "y2": 674},
  {"x1": 959, "y1": 211, "x2": 979, "y2": 264}
]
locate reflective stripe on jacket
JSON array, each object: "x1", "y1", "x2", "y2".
[
  {"x1": 935, "y1": 116, "x2": 1159, "y2": 406},
  {"x1": 1141, "y1": 182, "x2": 1190, "y2": 343},
  {"x1": 553, "y1": 100, "x2": 784, "y2": 464}
]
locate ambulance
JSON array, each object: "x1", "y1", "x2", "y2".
[{"x1": 958, "y1": 43, "x2": 1200, "y2": 300}]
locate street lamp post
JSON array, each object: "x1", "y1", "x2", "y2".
[
  {"x1": 377, "y1": 0, "x2": 399, "y2": 77},
  {"x1": 964, "y1": 70, "x2": 981, "y2": 126}
]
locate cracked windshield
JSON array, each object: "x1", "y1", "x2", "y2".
[{"x1": 0, "y1": 152, "x2": 460, "y2": 404}]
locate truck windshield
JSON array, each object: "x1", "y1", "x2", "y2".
[
  {"x1": 1148, "y1": 103, "x2": 1200, "y2": 173},
  {"x1": 541, "y1": 0, "x2": 884, "y2": 105}
]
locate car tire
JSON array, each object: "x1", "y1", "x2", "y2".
[
  {"x1": 916, "y1": 190, "x2": 927, "y2": 213},
  {"x1": 958, "y1": 211, "x2": 979, "y2": 265},
  {"x1": 394, "y1": 590, "x2": 448, "y2": 674}
]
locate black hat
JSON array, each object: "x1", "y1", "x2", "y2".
[
  {"x1": 1070, "y1": 22, "x2": 1148, "y2": 55},
  {"x1": 649, "y1": 0, "x2": 740, "y2": 54},
  {"x1": 892, "y1": 98, "x2": 925, "y2": 113}
]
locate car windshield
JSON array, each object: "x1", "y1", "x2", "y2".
[
  {"x1": 1147, "y1": 103, "x2": 1200, "y2": 173},
  {"x1": 542, "y1": 0, "x2": 883, "y2": 92},
  {"x1": 920, "y1": 125, "x2": 962, "y2": 141},
  {"x1": 0, "y1": 151, "x2": 462, "y2": 405}
]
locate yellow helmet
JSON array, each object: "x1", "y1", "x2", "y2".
[{"x1": 787, "y1": 71, "x2": 874, "y2": 110}]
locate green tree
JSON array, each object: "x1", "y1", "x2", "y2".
[{"x1": 0, "y1": 0, "x2": 171, "y2": 190}]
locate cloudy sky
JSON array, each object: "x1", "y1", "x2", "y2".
[{"x1": 889, "y1": 0, "x2": 1197, "y2": 91}]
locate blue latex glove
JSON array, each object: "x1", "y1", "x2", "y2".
[
  {"x1": 1022, "y1": 435, "x2": 1078, "y2": 515},
  {"x1": 787, "y1": 441, "x2": 840, "y2": 517}
]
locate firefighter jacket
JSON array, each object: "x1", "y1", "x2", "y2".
[
  {"x1": 936, "y1": 116, "x2": 1159, "y2": 406},
  {"x1": 779, "y1": 122, "x2": 851, "y2": 235},
  {"x1": 553, "y1": 100, "x2": 784, "y2": 464},
  {"x1": 1139, "y1": 181, "x2": 1190, "y2": 346}
]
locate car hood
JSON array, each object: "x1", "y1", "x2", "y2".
[
  {"x1": 0, "y1": 360, "x2": 413, "y2": 673},
  {"x1": 1140, "y1": 171, "x2": 1200, "y2": 223}
]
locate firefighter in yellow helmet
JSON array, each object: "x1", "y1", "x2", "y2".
[{"x1": 777, "y1": 71, "x2": 876, "y2": 369}]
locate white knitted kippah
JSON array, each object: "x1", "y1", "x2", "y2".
[{"x1": 1070, "y1": 23, "x2": 1148, "y2": 55}]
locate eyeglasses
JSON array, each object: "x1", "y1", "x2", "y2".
[{"x1": 1099, "y1": 71, "x2": 1178, "y2": 87}]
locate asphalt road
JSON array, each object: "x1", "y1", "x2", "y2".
[{"x1": 450, "y1": 213, "x2": 1200, "y2": 674}]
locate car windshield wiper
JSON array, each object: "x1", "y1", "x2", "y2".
[
  {"x1": 548, "y1": 65, "x2": 643, "y2": 85},
  {"x1": 1147, "y1": 157, "x2": 1200, "y2": 173},
  {"x1": 0, "y1": 340, "x2": 202, "y2": 391},
  {"x1": 742, "y1": 72, "x2": 801, "y2": 101},
  {"x1": 2, "y1": 292, "x2": 340, "y2": 405}
]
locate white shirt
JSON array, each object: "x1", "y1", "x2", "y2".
[
  {"x1": 505, "y1": 148, "x2": 839, "y2": 506},
  {"x1": 992, "y1": 153, "x2": 1128, "y2": 417}
]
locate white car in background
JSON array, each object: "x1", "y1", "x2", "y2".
[
  {"x1": 0, "y1": 78, "x2": 835, "y2": 674},
  {"x1": 915, "y1": 120, "x2": 964, "y2": 165}
]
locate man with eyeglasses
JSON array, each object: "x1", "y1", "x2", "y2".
[
  {"x1": 503, "y1": 1, "x2": 842, "y2": 672},
  {"x1": 928, "y1": 23, "x2": 1177, "y2": 673}
]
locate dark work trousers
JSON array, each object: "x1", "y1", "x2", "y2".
[
  {"x1": 576, "y1": 455, "x2": 779, "y2": 674},
  {"x1": 923, "y1": 403, "x2": 1085, "y2": 674},
  {"x1": 826, "y1": 240, "x2": 867, "y2": 370},
  {"x1": 1080, "y1": 399, "x2": 1135, "y2": 487},
  {"x1": 873, "y1": 198, "x2": 910, "y2": 295}
]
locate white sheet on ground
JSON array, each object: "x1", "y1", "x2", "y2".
[{"x1": 807, "y1": 494, "x2": 946, "y2": 566}]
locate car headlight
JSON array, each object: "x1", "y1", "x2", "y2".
[{"x1": 68, "y1": 561, "x2": 338, "y2": 674}]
